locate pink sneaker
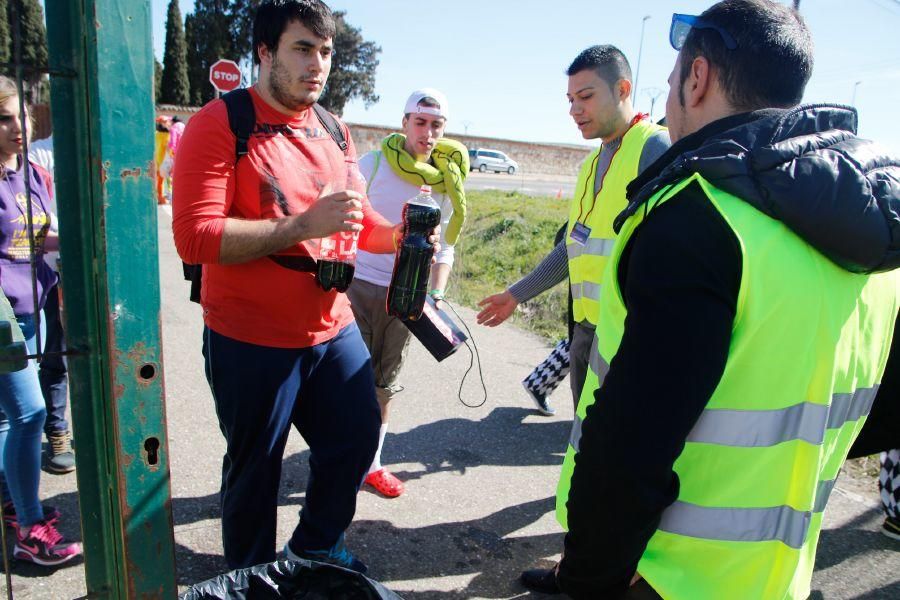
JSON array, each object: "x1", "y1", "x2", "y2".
[
  {"x1": 2, "y1": 501, "x2": 61, "y2": 530},
  {"x1": 14, "y1": 518, "x2": 82, "y2": 566}
]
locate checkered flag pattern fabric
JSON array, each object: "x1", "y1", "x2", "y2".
[
  {"x1": 523, "y1": 339, "x2": 571, "y2": 398},
  {"x1": 880, "y1": 449, "x2": 900, "y2": 519}
]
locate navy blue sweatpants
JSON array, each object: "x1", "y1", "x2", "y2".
[
  {"x1": 203, "y1": 322, "x2": 380, "y2": 570},
  {"x1": 39, "y1": 283, "x2": 69, "y2": 436}
]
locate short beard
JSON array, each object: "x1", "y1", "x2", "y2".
[{"x1": 268, "y1": 54, "x2": 318, "y2": 111}]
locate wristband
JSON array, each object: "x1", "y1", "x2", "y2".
[{"x1": 429, "y1": 288, "x2": 444, "y2": 300}]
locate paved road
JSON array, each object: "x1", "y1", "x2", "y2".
[
  {"x1": 6, "y1": 206, "x2": 899, "y2": 598},
  {"x1": 465, "y1": 171, "x2": 575, "y2": 198}
]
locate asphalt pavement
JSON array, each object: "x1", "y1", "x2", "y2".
[
  {"x1": 3, "y1": 206, "x2": 897, "y2": 599},
  {"x1": 464, "y1": 172, "x2": 575, "y2": 198}
]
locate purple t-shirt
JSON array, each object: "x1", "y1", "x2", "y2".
[{"x1": 0, "y1": 160, "x2": 58, "y2": 315}]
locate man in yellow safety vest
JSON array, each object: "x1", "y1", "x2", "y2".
[
  {"x1": 476, "y1": 45, "x2": 668, "y2": 417},
  {"x1": 543, "y1": 1, "x2": 900, "y2": 598}
]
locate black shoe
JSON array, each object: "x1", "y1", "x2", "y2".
[
  {"x1": 284, "y1": 535, "x2": 368, "y2": 574},
  {"x1": 46, "y1": 431, "x2": 76, "y2": 474},
  {"x1": 520, "y1": 567, "x2": 561, "y2": 594}
]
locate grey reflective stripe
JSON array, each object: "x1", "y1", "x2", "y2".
[
  {"x1": 686, "y1": 385, "x2": 878, "y2": 448},
  {"x1": 657, "y1": 483, "x2": 836, "y2": 548},
  {"x1": 571, "y1": 282, "x2": 602, "y2": 302},
  {"x1": 568, "y1": 352, "x2": 610, "y2": 452},
  {"x1": 567, "y1": 238, "x2": 616, "y2": 261},
  {"x1": 827, "y1": 386, "x2": 879, "y2": 429},
  {"x1": 568, "y1": 416, "x2": 582, "y2": 452},
  {"x1": 687, "y1": 403, "x2": 828, "y2": 447},
  {"x1": 589, "y1": 350, "x2": 610, "y2": 382},
  {"x1": 658, "y1": 501, "x2": 811, "y2": 549},
  {"x1": 814, "y1": 478, "x2": 837, "y2": 513}
]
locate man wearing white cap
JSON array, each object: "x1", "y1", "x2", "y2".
[{"x1": 347, "y1": 88, "x2": 469, "y2": 498}]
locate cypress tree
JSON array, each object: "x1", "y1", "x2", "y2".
[
  {"x1": 228, "y1": 0, "x2": 256, "y2": 61},
  {"x1": 5, "y1": 0, "x2": 48, "y2": 102},
  {"x1": 161, "y1": 0, "x2": 190, "y2": 105},
  {"x1": 184, "y1": 13, "x2": 203, "y2": 106},
  {"x1": 185, "y1": 0, "x2": 233, "y2": 105},
  {"x1": 155, "y1": 58, "x2": 163, "y2": 104},
  {"x1": 0, "y1": 1, "x2": 10, "y2": 70}
]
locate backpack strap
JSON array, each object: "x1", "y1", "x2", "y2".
[
  {"x1": 222, "y1": 92, "x2": 347, "y2": 160},
  {"x1": 184, "y1": 89, "x2": 255, "y2": 304},
  {"x1": 313, "y1": 103, "x2": 349, "y2": 155},
  {"x1": 222, "y1": 88, "x2": 255, "y2": 163}
]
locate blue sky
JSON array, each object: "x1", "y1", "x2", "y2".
[{"x1": 152, "y1": 0, "x2": 900, "y2": 154}]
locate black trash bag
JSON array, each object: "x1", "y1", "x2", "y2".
[{"x1": 180, "y1": 559, "x2": 404, "y2": 600}]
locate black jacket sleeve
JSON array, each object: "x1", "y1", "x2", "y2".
[{"x1": 557, "y1": 182, "x2": 742, "y2": 599}]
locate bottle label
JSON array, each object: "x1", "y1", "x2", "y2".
[
  {"x1": 337, "y1": 231, "x2": 358, "y2": 258},
  {"x1": 321, "y1": 231, "x2": 359, "y2": 261}
]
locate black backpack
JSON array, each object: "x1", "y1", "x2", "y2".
[{"x1": 183, "y1": 88, "x2": 350, "y2": 303}]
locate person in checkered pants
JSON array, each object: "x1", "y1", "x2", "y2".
[{"x1": 880, "y1": 450, "x2": 900, "y2": 539}]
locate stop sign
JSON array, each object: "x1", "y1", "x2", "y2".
[{"x1": 209, "y1": 59, "x2": 242, "y2": 93}]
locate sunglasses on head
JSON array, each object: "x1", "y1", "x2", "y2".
[{"x1": 670, "y1": 13, "x2": 738, "y2": 51}]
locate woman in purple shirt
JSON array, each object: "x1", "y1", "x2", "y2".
[{"x1": 0, "y1": 76, "x2": 81, "y2": 566}]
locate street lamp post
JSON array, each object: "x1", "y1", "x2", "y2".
[
  {"x1": 643, "y1": 87, "x2": 665, "y2": 120},
  {"x1": 851, "y1": 80, "x2": 862, "y2": 106},
  {"x1": 632, "y1": 15, "x2": 651, "y2": 105}
]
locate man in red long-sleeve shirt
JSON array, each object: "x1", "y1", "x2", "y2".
[{"x1": 172, "y1": 0, "x2": 432, "y2": 573}]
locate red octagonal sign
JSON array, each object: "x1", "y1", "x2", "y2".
[{"x1": 209, "y1": 59, "x2": 242, "y2": 93}]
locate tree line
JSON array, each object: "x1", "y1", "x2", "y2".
[
  {"x1": 1, "y1": 0, "x2": 380, "y2": 116},
  {"x1": 0, "y1": 0, "x2": 48, "y2": 103},
  {"x1": 161, "y1": 0, "x2": 380, "y2": 115}
]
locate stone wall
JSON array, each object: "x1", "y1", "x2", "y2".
[
  {"x1": 156, "y1": 105, "x2": 592, "y2": 176},
  {"x1": 347, "y1": 122, "x2": 590, "y2": 176}
]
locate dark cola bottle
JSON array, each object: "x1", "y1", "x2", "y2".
[
  {"x1": 316, "y1": 250, "x2": 356, "y2": 292},
  {"x1": 316, "y1": 159, "x2": 364, "y2": 292},
  {"x1": 387, "y1": 185, "x2": 442, "y2": 320}
]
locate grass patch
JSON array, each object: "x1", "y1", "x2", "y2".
[{"x1": 446, "y1": 190, "x2": 570, "y2": 341}]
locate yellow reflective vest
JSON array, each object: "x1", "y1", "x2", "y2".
[
  {"x1": 566, "y1": 118, "x2": 665, "y2": 325},
  {"x1": 557, "y1": 173, "x2": 900, "y2": 599}
]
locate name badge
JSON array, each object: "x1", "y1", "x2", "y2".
[{"x1": 570, "y1": 222, "x2": 591, "y2": 246}]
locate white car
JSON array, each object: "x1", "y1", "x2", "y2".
[{"x1": 469, "y1": 148, "x2": 519, "y2": 175}]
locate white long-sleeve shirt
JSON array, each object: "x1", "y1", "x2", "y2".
[{"x1": 355, "y1": 150, "x2": 455, "y2": 287}]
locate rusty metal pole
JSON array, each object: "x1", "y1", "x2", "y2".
[{"x1": 44, "y1": 1, "x2": 177, "y2": 597}]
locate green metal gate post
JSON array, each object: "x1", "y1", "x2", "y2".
[{"x1": 45, "y1": 1, "x2": 177, "y2": 597}]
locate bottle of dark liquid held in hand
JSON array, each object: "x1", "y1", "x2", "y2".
[
  {"x1": 316, "y1": 159, "x2": 364, "y2": 292},
  {"x1": 387, "y1": 185, "x2": 442, "y2": 320}
]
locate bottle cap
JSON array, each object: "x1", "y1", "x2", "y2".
[{"x1": 419, "y1": 185, "x2": 432, "y2": 194}]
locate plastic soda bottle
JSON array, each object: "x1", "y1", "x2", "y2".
[
  {"x1": 386, "y1": 185, "x2": 442, "y2": 320},
  {"x1": 316, "y1": 159, "x2": 364, "y2": 292}
]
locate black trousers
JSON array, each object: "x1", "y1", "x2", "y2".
[
  {"x1": 203, "y1": 322, "x2": 380, "y2": 569},
  {"x1": 619, "y1": 580, "x2": 662, "y2": 600},
  {"x1": 38, "y1": 283, "x2": 68, "y2": 436}
]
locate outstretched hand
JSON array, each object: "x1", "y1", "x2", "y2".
[{"x1": 476, "y1": 290, "x2": 518, "y2": 326}]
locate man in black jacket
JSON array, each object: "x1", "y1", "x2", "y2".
[{"x1": 522, "y1": 1, "x2": 900, "y2": 598}]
